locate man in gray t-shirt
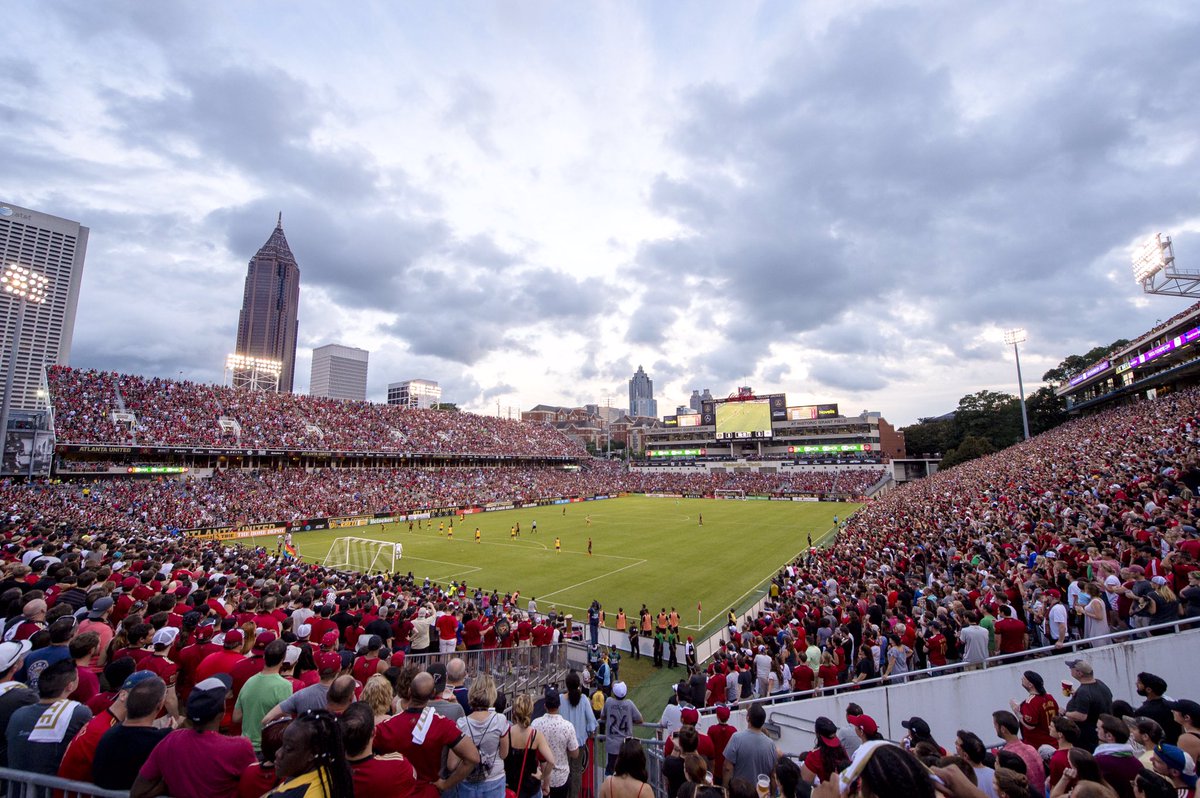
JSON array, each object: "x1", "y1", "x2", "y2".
[
  {"x1": 722, "y1": 704, "x2": 779, "y2": 790},
  {"x1": 602, "y1": 682, "x2": 642, "y2": 774}
]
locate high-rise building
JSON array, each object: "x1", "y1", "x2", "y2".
[
  {"x1": 688, "y1": 388, "x2": 714, "y2": 413},
  {"x1": 234, "y1": 214, "x2": 300, "y2": 392},
  {"x1": 628, "y1": 365, "x2": 657, "y2": 419},
  {"x1": 387, "y1": 379, "x2": 441, "y2": 409},
  {"x1": 309, "y1": 344, "x2": 368, "y2": 401},
  {"x1": 0, "y1": 202, "x2": 88, "y2": 410}
]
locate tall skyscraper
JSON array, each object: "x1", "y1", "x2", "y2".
[
  {"x1": 310, "y1": 344, "x2": 368, "y2": 401},
  {"x1": 628, "y1": 365, "x2": 657, "y2": 419},
  {"x1": 0, "y1": 202, "x2": 88, "y2": 409},
  {"x1": 234, "y1": 214, "x2": 300, "y2": 392}
]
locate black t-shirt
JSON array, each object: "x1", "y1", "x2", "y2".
[
  {"x1": 662, "y1": 755, "x2": 686, "y2": 798},
  {"x1": 92, "y1": 725, "x2": 171, "y2": 789},
  {"x1": 1066, "y1": 681, "x2": 1113, "y2": 751},
  {"x1": 0, "y1": 684, "x2": 38, "y2": 766}
]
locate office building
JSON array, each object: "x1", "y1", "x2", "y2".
[
  {"x1": 234, "y1": 214, "x2": 300, "y2": 392},
  {"x1": 309, "y1": 344, "x2": 368, "y2": 401},
  {"x1": 0, "y1": 202, "x2": 88, "y2": 410},
  {"x1": 388, "y1": 379, "x2": 441, "y2": 409},
  {"x1": 689, "y1": 388, "x2": 712, "y2": 414},
  {"x1": 628, "y1": 365, "x2": 657, "y2": 419}
]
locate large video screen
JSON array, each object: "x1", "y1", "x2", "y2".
[
  {"x1": 676, "y1": 413, "x2": 702, "y2": 428},
  {"x1": 715, "y1": 400, "x2": 773, "y2": 440},
  {"x1": 787, "y1": 403, "x2": 839, "y2": 421}
]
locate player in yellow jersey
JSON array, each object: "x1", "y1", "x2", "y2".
[
  {"x1": 587, "y1": 537, "x2": 592, "y2": 556},
  {"x1": 510, "y1": 526, "x2": 517, "y2": 540},
  {"x1": 447, "y1": 525, "x2": 453, "y2": 540},
  {"x1": 475, "y1": 528, "x2": 481, "y2": 544},
  {"x1": 555, "y1": 537, "x2": 561, "y2": 553},
  {"x1": 439, "y1": 521, "x2": 444, "y2": 535}
]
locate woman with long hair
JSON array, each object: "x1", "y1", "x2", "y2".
[
  {"x1": 505, "y1": 693, "x2": 556, "y2": 798},
  {"x1": 1081, "y1": 583, "x2": 1111, "y2": 645},
  {"x1": 453, "y1": 675, "x2": 511, "y2": 798},
  {"x1": 817, "y1": 652, "x2": 840, "y2": 694},
  {"x1": 361, "y1": 673, "x2": 397, "y2": 726},
  {"x1": 1049, "y1": 748, "x2": 1111, "y2": 798},
  {"x1": 601, "y1": 738, "x2": 653, "y2": 798},
  {"x1": 801, "y1": 717, "x2": 850, "y2": 785},
  {"x1": 1147, "y1": 577, "x2": 1179, "y2": 634},
  {"x1": 269, "y1": 709, "x2": 355, "y2": 798}
]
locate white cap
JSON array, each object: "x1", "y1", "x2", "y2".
[
  {"x1": 0, "y1": 640, "x2": 32, "y2": 672},
  {"x1": 296, "y1": 624, "x2": 312, "y2": 639},
  {"x1": 152, "y1": 627, "x2": 180, "y2": 647},
  {"x1": 612, "y1": 682, "x2": 627, "y2": 699}
]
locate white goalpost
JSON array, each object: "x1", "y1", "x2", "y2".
[
  {"x1": 322, "y1": 537, "x2": 402, "y2": 574},
  {"x1": 714, "y1": 489, "x2": 746, "y2": 500}
]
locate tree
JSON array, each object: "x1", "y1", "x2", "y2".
[
  {"x1": 432, "y1": 402, "x2": 460, "y2": 412},
  {"x1": 1041, "y1": 339, "x2": 1130, "y2": 384},
  {"x1": 940, "y1": 435, "x2": 997, "y2": 469},
  {"x1": 901, "y1": 417, "x2": 956, "y2": 458},
  {"x1": 1026, "y1": 385, "x2": 1067, "y2": 435},
  {"x1": 953, "y1": 390, "x2": 1023, "y2": 449}
]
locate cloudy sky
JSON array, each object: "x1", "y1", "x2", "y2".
[{"x1": 3, "y1": 1, "x2": 1198, "y2": 426}]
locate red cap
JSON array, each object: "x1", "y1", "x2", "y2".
[
  {"x1": 223, "y1": 629, "x2": 244, "y2": 647},
  {"x1": 1045, "y1": 588, "x2": 1062, "y2": 599},
  {"x1": 848, "y1": 714, "x2": 879, "y2": 736},
  {"x1": 715, "y1": 706, "x2": 731, "y2": 722},
  {"x1": 317, "y1": 651, "x2": 341, "y2": 675},
  {"x1": 681, "y1": 708, "x2": 700, "y2": 725},
  {"x1": 321, "y1": 631, "x2": 339, "y2": 648},
  {"x1": 254, "y1": 631, "x2": 277, "y2": 649},
  {"x1": 195, "y1": 624, "x2": 216, "y2": 640},
  {"x1": 122, "y1": 577, "x2": 138, "y2": 590}
]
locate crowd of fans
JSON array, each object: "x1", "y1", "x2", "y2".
[
  {"x1": 48, "y1": 367, "x2": 586, "y2": 457},
  {"x1": 2, "y1": 368, "x2": 1194, "y2": 796},
  {"x1": 0, "y1": 463, "x2": 881, "y2": 534}
]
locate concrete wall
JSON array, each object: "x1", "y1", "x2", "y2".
[{"x1": 697, "y1": 629, "x2": 1200, "y2": 756}]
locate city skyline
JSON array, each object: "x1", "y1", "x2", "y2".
[
  {"x1": 2, "y1": 4, "x2": 1198, "y2": 425},
  {"x1": 234, "y1": 216, "x2": 300, "y2": 393}
]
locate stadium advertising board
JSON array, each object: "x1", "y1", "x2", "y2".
[
  {"x1": 663, "y1": 415, "x2": 677, "y2": 426},
  {"x1": 715, "y1": 400, "x2": 773, "y2": 440},
  {"x1": 786, "y1": 403, "x2": 839, "y2": 420},
  {"x1": 183, "y1": 521, "x2": 288, "y2": 541},
  {"x1": 700, "y1": 400, "x2": 716, "y2": 426},
  {"x1": 1067, "y1": 361, "x2": 1111, "y2": 387},
  {"x1": 648, "y1": 448, "x2": 706, "y2": 457},
  {"x1": 329, "y1": 516, "x2": 369, "y2": 529},
  {"x1": 1123, "y1": 325, "x2": 1200, "y2": 369},
  {"x1": 788, "y1": 443, "x2": 871, "y2": 453},
  {"x1": 676, "y1": 413, "x2": 702, "y2": 427},
  {"x1": 126, "y1": 466, "x2": 188, "y2": 474}
]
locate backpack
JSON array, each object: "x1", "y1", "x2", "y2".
[{"x1": 464, "y1": 715, "x2": 499, "y2": 782}]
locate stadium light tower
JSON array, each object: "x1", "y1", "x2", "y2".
[
  {"x1": 1132, "y1": 233, "x2": 1199, "y2": 298},
  {"x1": 1004, "y1": 328, "x2": 1031, "y2": 442},
  {"x1": 0, "y1": 264, "x2": 51, "y2": 458}
]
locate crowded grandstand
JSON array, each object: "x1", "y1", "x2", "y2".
[{"x1": 0, "y1": 326, "x2": 1193, "y2": 798}]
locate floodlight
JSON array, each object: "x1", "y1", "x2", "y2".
[
  {"x1": 1003, "y1": 328, "x2": 1026, "y2": 346},
  {"x1": 0, "y1": 264, "x2": 49, "y2": 304},
  {"x1": 225, "y1": 353, "x2": 283, "y2": 375},
  {"x1": 1131, "y1": 234, "x2": 1168, "y2": 284}
]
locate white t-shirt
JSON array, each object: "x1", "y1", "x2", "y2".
[{"x1": 1047, "y1": 604, "x2": 1069, "y2": 641}]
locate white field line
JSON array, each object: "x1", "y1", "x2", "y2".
[{"x1": 537, "y1": 558, "x2": 648, "y2": 601}]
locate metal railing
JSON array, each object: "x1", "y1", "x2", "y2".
[
  {"x1": 0, "y1": 767, "x2": 134, "y2": 798},
  {"x1": 593, "y1": 730, "x2": 667, "y2": 798},
  {"x1": 404, "y1": 643, "x2": 569, "y2": 699},
  {"x1": 695, "y1": 614, "x2": 1200, "y2": 714}
]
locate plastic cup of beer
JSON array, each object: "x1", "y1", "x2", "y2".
[
  {"x1": 757, "y1": 775, "x2": 770, "y2": 798},
  {"x1": 1061, "y1": 680, "x2": 1073, "y2": 698}
]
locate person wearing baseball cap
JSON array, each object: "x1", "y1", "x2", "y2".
[
  {"x1": 193, "y1": 628, "x2": 246, "y2": 689},
  {"x1": 708, "y1": 705, "x2": 735, "y2": 781},
  {"x1": 1168, "y1": 699, "x2": 1200, "y2": 762},
  {"x1": 0, "y1": 640, "x2": 36, "y2": 766},
  {"x1": 135, "y1": 627, "x2": 181, "y2": 719},
  {"x1": 1151, "y1": 743, "x2": 1198, "y2": 792},
  {"x1": 901, "y1": 716, "x2": 945, "y2": 754},
  {"x1": 132, "y1": 673, "x2": 256, "y2": 798},
  {"x1": 1044, "y1": 589, "x2": 1069, "y2": 648},
  {"x1": 848, "y1": 713, "x2": 882, "y2": 743},
  {"x1": 1063, "y1": 660, "x2": 1113, "y2": 752},
  {"x1": 57, "y1": 671, "x2": 161, "y2": 784},
  {"x1": 601, "y1": 681, "x2": 642, "y2": 775}
]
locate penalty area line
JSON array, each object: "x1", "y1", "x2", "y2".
[{"x1": 537, "y1": 559, "x2": 647, "y2": 601}]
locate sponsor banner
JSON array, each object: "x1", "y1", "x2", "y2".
[
  {"x1": 594, "y1": 495, "x2": 610, "y2": 500},
  {"x1": 584, "y1": 496, "x2": 595, "y2": 501},
  {"x1": 685, "y1": 493, "x2": 706, "y2": 499},
  {"x1": 770, "y1": 497, "x2": 791, "y2": 501},
  {"x1": 746, "y1": 495, "x2": 769, "y2": 500},
  {"x1": 462, "y1": 507, "x2": 481, "y2": 515},
  {"x1": 183, "y1": 524, "x2": 235, "y2": 538},
  {"x1": 569, "y1": 497, "x2": 584, "y2": 503},
  {"x1": 792, "y1": 496, "x2": 819, "y2": 502},
  {"x1": 484, "y1": 504, "x2": 514, "y2": 512},
  {"x1": 403, "y1": 512, "x2": 431, "y2": 521},
  {"x1": 73, "y1": 445, "x2": 133, "y2": 454},
  {"x1": 786, "y1": 403, "x2": 839, "y2": 421},
  {"x1": 521, "y1": 503, "x2": 538, "y2": 509},
  {"x1": 186, "y1": 524, "x2": 286, "y2": 541},
  {"x1": 368, "y1": 516, "x2": 395, "y2": 525},
  {"x1": 553, "y1": 499, "x2": 569, "y2": 505},
  {"x1": 329, "y1": 516, "x2": 369, "y2": 529}
]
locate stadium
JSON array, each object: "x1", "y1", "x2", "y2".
[{"x1": 0, "y1": 290, "x2": 1190, "y2": 797}]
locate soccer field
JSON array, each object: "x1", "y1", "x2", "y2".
[{"x1": 245, "y1": 496, "x2": 859, "y2": 638}]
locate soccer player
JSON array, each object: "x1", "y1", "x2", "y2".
[
  {"x1": 587, "y1": 538, "x2": 593, "y2": 556},
  {"x1": 438, "y1": 521, "x2": 444, "y2": 535},
  {"x1": 586, "y1": 515, "x2": 592, "y2": 526},
  {"x1": 475, "y1": 528, "x2": 481, "y2": 544},
  {"x1": 447, "y1": 526, "x2": 453, "y2": 540},
  {"x1": 531, "y1": 520, "x2": 537, "y2": 533},
  {"x1": 555, "y1": 537, "x2": 561, "y2": 553},
  {"x1": 698, "y1": 513, "x2": 703, "y2": 526},
  {"x1": 510, "y1": 526, "x2": 517, "y2": 541}
]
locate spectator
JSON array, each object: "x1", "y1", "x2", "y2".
[
  {"x1": 131, "y1": 674, "x2": 256, "y2": 798},
  {"x1": 91, "y1": 674, "x2": 171, "y2": 790},
  {"x1": 455, "y1": 674, "x2": 510, "y2": 798},
  {"x1": 262, "y1": 651, "x2": 343, "y2": 724},
  {"x1": 239, "y1": 719, "x2": 288, "y2": 798},
  {"x1": 601, "y1": 738, "x2": 654, "y2": 798},
  {"x1": 1093, "y1": 714, "x2": 1142, "y2": 798},
  {"x1": 234, "y1": 638, "x2": 293, "y2": 754},
  {"x1": 723, "y1": 703, "x2": 779, "y2": 792},
  {"x1": 1150, "y1": 744, "x2": 1198, "y2": 796},
  {"x1": 374, "y1": 671, "x2": 480, "y2": 798},
  {"x1": 1064, "y1": 660, "x2": 1114, "y2": 752},
  {"x1": 993, "y1": 710, "x2": 1047, "y2": 796},
  {"x1": 954, "y1": 730, "x2": 998, "y2": 798},
  {"x1": 561, "y1": 670, "x2": 598, "y2": 798},
  {"x1": 531, "y1": 687, "x2": 579, "y2": 798},
  {"x1": 1169, "y1": 699, "x2": 1200, "y2": 764},
  {"x1": 800, "y1": 716, "x2": 850, "y2": 785},
  {"x1": 6, "y1": 659, "x2": 92, "y2": 775},
  {"x1": 269, "y1": 708, "x2": 355, "y2": 798},
  {"x1": 1009, "y1": 670, "x2": 1059, "y2": 750},
  {"x1": 1133, "y1": 673, "x2": 1181, "y2": 745},
  {"x1": 0, "y1": 640, "x2": 37, "y2": 766},
  {"x1": 505, "y1": 692, "x2": 556, "y2": 798},
  {"x1": 959, "y1": 614, "x2": 989, "y2": 671},
  {"x1": 1130, "y1": 719, "x2": 1165, "y2": 770},
  {"x1": 1048, "y1": 717, "x2": 1082, "y2": 792},
  {"x1": 602, "y1": 681, "x2": 642, "y2": 775},
  {"x1": 340, "y1": 701, "x2": 417, "y2": 797},
  {"x1": 58, "y1": 669, "x2": 158, "y2": 782}
]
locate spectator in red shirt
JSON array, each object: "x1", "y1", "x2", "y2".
[
  {"x1": 436, "y1": 609, "x2": 459, "y2": 654},
  {"x1": 374, "y1": 671, "x2": 479, "y2": 798},
  {"x1": 60, "y1": 670, "x2": 161, "y2": 782},
  {"x1": 1009, "y1": 671, "x2": 1059, "y2": 750},
  {"x1": 994, "y1": 606, "x2": 1028, "y2": 656},
  {"x1": 67, "y1": 631, "x2": 101, "y2": 705},
  {"x1": 137, "y1": 627, "x2": 181, "y2": 718},
  {"x1": 238, "y1": 718, "x2": 287, "y2": 798},
  {"x1": 340, "y1": 701, "x2": 418, "y2": 797}
]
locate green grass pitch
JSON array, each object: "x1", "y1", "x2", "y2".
[{"x1": 244, "y1": 496, "x2": 859, "y2": 639}]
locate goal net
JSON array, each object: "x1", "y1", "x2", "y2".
[
  {"x1": 322, "y1": 537, "x2": 402, "y2": 574},
  {"x1": 714, "y1": 489, "x2": 746, "y2": 500}
]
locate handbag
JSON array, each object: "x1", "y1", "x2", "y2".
[{"x1": 513, "y1": 728, "x2": 537, "y2": 798}]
